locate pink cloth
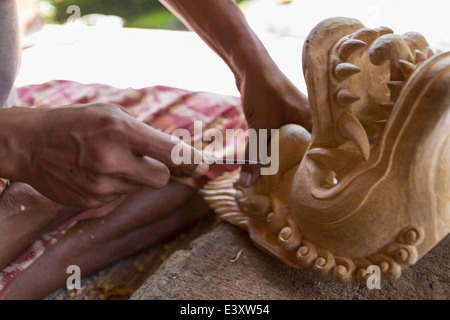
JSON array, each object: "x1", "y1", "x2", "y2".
[{"x1": 0, "y1": 80, "x2": 247, "y2": 298}]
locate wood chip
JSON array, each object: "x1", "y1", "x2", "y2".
[{"x1": 230, "y1": 249, "x2": 244, "y2": 262}]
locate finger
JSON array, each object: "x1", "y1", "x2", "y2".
[
  {"x1": 170, "y1": 162, "x2": 209, "y2": 179},
  {"x1": 285, "y1": 97, "x2": 313, "y2": 132},
  {"x1": 125, "y1": 155, "x2": 171, "y2": 190},
  {"x1": 129, "y1": 122, "x2": 210, "y2": 178},
  {"x1": 165, "y1": 137, "x2": 210, "y2": 177},
  {"x1": 238, "y1": 127, "x2": 272, "y2": 188},
  {"x1": 72, "y1": 195, "x2": 127, "y2": 221},
  {"x1": 73, "y1": 172, "x2": 143, "y2": 198},
  {"x1": 239, "y1": 164, "x2": 261, "y2": 188},
  {"x1": 111, "y1": 103, "x2": 134, "y2": 116}
]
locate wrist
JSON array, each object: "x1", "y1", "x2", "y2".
[
  {"x1": 229, "y1": 34, "x2": 286, "y2": 98},
  {"x1": 229, "y1": 32, "x2": 274, "y2": 89}
]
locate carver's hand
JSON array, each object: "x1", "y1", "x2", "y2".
[
  {"x1": 3, "y1": 103, "x2": 208, "y2": 208},
  {"x1": 237, "y1": 58, "x2": 312, "y2": 187},
  {"x1": 159, "y1": 0, "x2": 311, "y2": 187}
]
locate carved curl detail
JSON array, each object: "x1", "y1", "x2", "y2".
[{"x1": 200, "y1": 171, "x2": 432, "y2": 284}]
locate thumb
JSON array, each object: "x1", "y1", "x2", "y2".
[
  {"x1": 238, "y1": 127, "x2": 270, "y2": 188},
  {"x1": 167, "y1": 137, "x2": 210, "y2": 179},
  {"x1": 239, "y1": 162, "x2": 261, "y2": 188}
]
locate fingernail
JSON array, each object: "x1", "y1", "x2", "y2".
[
  {"x1": 202, "y1": 153, "x2": 215, "y2": 165},
  {"x1": 194, "y1": 162, "x2": 209, "y2": 178},
  {"x1": 238, "y1": 171, "x2": 253, "y2": 188}
]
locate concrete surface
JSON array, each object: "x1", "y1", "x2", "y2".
[{"x1": 131, "y1": 222, "x2": 449, "y2": 300}]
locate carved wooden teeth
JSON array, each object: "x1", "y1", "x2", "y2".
[
  {"x1": 387, "y1": 81, "x2": 405, "y2": 101},
  {"x1": 352, "y1": 28, "x2": 378, "y2": 45},
  {"x1": 306, "y1": 147, "x2": 354, "y2": 173},
  {"x1": 336, "y1": 88, "x2": 360, "y2": 106},
  {"x1": 370, "y1": 35, "x2": 414, "y2": 65},
  {"x1": 402, "y1": 32, "x2": 430, "y2": 54},
  {"x1": 337, "y1": 113, "x2": 370, "y2": 160},
  {"x1": 380, "y1": 102, "x2": 395, "y2": 112},
  {"x1": 374, "y1": 120, "x2": 388, "y2": 135},
  {"x1": 387, "y1": 81, "x2": 405, "y2": 89},
  {"x1": 399, "y1": 60, "x2": 416, "y2": 79},
  {"x1": 414, "y1": 50, "x2": 427, "y2": 64},
  {"x1": 334, "y1": 63, "x2": 361, "y2": 81},
  {"x1": 339, "y1": 39, "x2": 367, "y2": 61},
  {"x1": 375, "y1": 26, "x2": 394, "y2": 37},
  {"x1": 369, "y1": 34, "x2": 414, "y2": 80}
]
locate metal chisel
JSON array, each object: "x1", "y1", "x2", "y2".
[{"x1": 203, "y1": 154, "x2": 263, "y2": 166}]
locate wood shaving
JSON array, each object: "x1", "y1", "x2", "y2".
[{"x1": 230, "y1": 249, "x2": 244, "y2": 262}]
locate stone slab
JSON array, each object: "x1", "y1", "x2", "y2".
[{"x1": 131, "y1": 222, "x2": 449, "y2": 300}]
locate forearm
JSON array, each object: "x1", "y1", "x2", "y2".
[
  {"x1": 0, "y1": 108, "x2": 31, "y2": 180},
  {"x1": 160, "y1": 0, "x2": 272, "y2": 86},
  {"x1": 0, "y1": 0, "x2": 21, "y2": 108}
]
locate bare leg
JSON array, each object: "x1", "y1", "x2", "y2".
[
  {"x1": 4, "y1": 181, "x2": 211, "y2": 299},
  {"x1": 0, "y1": 183, "x2": 81, "y2": 270}
]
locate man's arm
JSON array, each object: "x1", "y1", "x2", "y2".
[
  {"x1": 0, "y1": 0, "x2": 20, "y2": 108},
  {"x1": 0, "y1": 104, "x2": 209, "y2": 208},
  {"x1": 160, "y1": 0, "x2": 312, "y2": 186},
  {"x1": 160, "y1": 0, "x2": 264, "y2": 87},
  {"x1": 0, "y1": 2, "x2": 209, "y2": 209}
]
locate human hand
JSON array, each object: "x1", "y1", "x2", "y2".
[
  {"x1": 237, "y1": 59, "x2": 312, "y2": 187},
  {"x1": 5, "y1": 103, "x2": 208, "y2": 208},
  {"x1": 158, "y1": 0, "x2": 311, "y2": 187}
]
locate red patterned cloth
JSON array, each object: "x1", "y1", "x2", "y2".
[{"x1": 0, "y1": 80, "x2": 247, "y2": 298}]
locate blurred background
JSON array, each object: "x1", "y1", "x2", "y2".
[
  {"x1": 19, "y1": 0, "x2": 247, "y2": 34},
  {"x1": 15, "y1": 0, "x2": 450, "y2": 96},
  {"x1": 19, "y1": 0, "x2": 450, "y2": 47},
  {"x1": 37, "y1": 0, "x2": 205, "y2": 30}
]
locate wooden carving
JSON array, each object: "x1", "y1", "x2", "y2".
[{"x1": 200, "y1": 17, "x2": 450, "y2": 284}]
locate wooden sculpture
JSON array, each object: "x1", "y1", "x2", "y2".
[{"x1": 200, "y1": 17, "x2": 450, "y2": 284}]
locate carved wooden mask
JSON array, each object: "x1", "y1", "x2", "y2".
[{"x1": 201, "y1": 17, "x2": 450, "y2": 284}]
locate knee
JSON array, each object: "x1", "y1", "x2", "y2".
[
  {"x1": 0, "y1": 76, "x2": 16, "y2": 108},
  {"x1": 0, "y1": 183, "x2": 35, "y2": 213}
]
